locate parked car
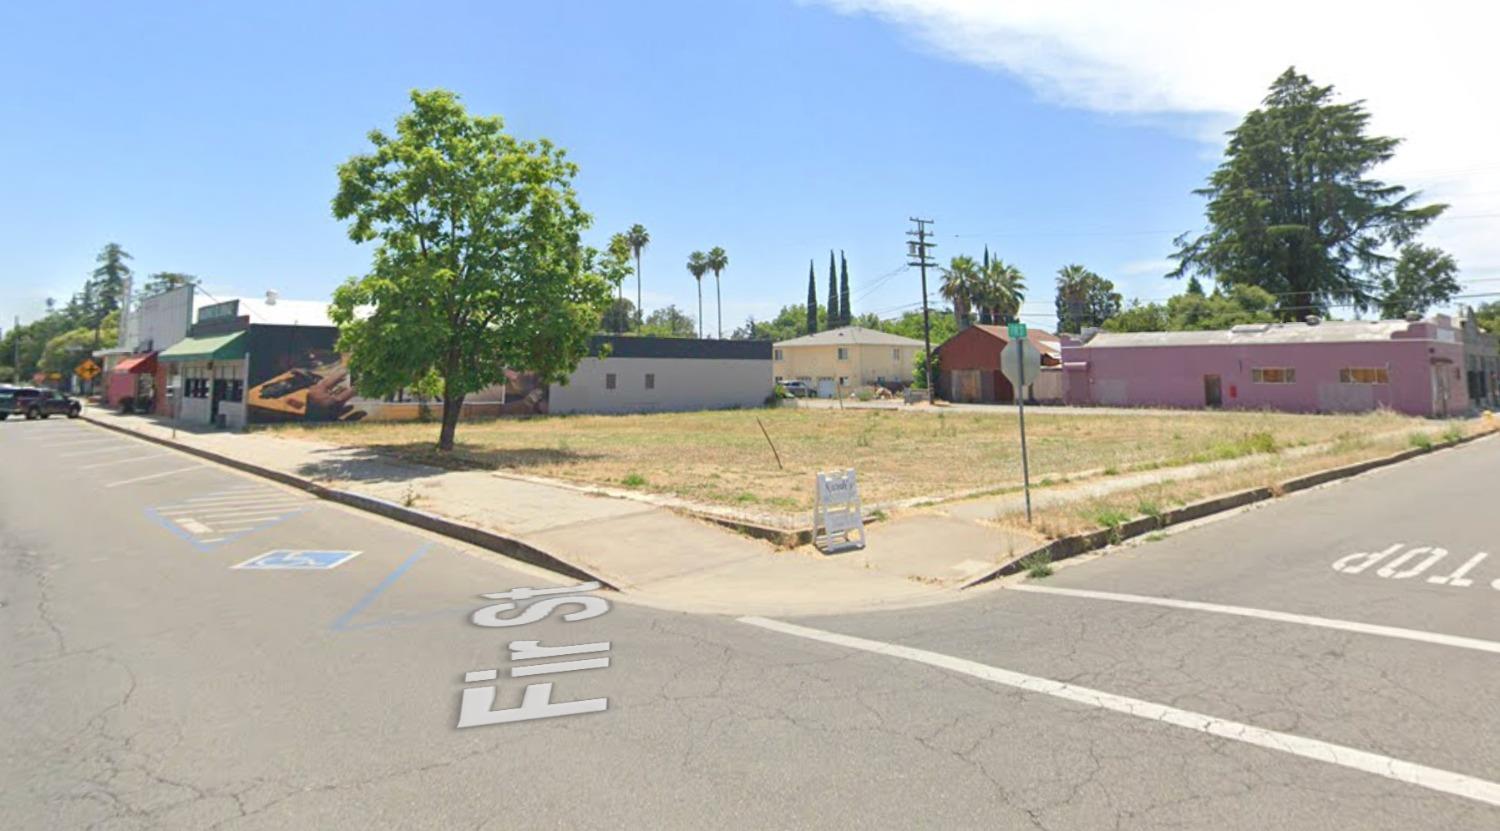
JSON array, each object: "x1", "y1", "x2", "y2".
[
  {"x1": 0, "y1": 387, "x2": 82, "y2": 420},
  {"x1": 779, "y1": 379, "x2": 814, "y2": 398}
]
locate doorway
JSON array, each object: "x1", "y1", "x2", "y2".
[{"x1": 1204, "y1": 375, "x2": 1223, "y2": 408}]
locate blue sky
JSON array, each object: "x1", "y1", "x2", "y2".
[{"x1": 5, "y1": 0, "x2": 1487, "y2": 337}]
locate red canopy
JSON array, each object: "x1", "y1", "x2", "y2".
[{"x1": 114, "y1": 352, "x2": 157, "y2": 374}]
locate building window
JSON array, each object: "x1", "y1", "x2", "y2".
[
  {"x1": 773, "y1": 348, "x2": 783, "y2": 361},
  {"x1": 1339, "y1": 367, "x2": 1390, "y2": 384},
  {"x1": 837, "y1": 347, "x2": 849, "y2": 360},
  {"x1": 1251, "y1": 367, "x2": 1296, "y2": 384},
  {"x1": 644, "y1": 373, "x2": 655, "y2": 390},
  {"x1": 838, "y1": 376, "x2": 849, "y2": 386},
  {"x1": 605, "y1": 373, "x2": 617, "y2": 390},
  {"x1": 892, "y1": 348, "x2": 900, "y2": 360}
]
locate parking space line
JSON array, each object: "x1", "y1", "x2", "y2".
[
  {"x1": 60, "y1": 445, "x2": 139, "y2": 458},
  {"x1": 105, "y1": 466, "x2": 203, "y2": 488},
  {"x1": 41, "y1": 438, "x2": 120, "y2": 449},
  {"x1": 330, "y1": 545, "x2": 432, "y2": 630},
  {"x1": 1007, "y1": 585, "x2": 1500, "y2": 656},
  {"x1": 740, "y1": 616, "x2": 1500, "y2": 810},
  {"x1": 78, "y1": 455, "x2": 164, "y2": 469}
]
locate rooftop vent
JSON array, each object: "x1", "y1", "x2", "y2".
[
  {"x1": 1304, "y1": 315, "x2": 1322, "y2": 326},
  {"x1": 265, "y1": 289, "x2": 279, "y2": 306},
  {"x1": 1405, "y1": 311, "x2": 1422, "y2": 322}
]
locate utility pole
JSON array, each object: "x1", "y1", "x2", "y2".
[{"x1": 906, "y1": 217, "x2": 938, "y2": 401}]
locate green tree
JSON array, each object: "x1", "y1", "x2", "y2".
[
  {"x1": 602, "y1": 297, "x2": 637, "y2": 333},
  {"x1": 626, "y1": 224, "x2": 650, "y2": 329},
  {"x1": 879, "y1": 308, "x2": 956, "y2": 345},
  {"x1": 330, "y1": 89, "x2": 614, "y2": 451},
  {"x1": 1102, "y1": 285, "x2": 1278, "y2": 333},
  {"x1": 706, "y1": 246, "x2": 728, "y2": 338},
  {"x1": 640, "y1": 304, "x2": 697, "y2": 337},
  {"x1": 1379, "y1": 244, "x2": 1460, "y2": 318},
  {"x1": 1101, "y1": 301, "x2": 1171, "y2": 333},
  {"x1": 1054, "y1": 264, "x2": 1122, "y2": 334},
  {"x1": 827, "y1": 251, "x2": 839, "y2": 328},
  {"x1": 90, "y1": 243, "x2": 132, "y2": 317},
  {"x1": 839, "y1": 251, "x2": 851, "y2": 327},
  {"x1": 686, "y1": 250, "x2": 708, "y2": 339},
  {"x1": 806, "y1": 261, "x2": 818, "y2": 334},
  {"x1": 940, "y1": 256, "x2": 978, "y2": 330},
  {"x1": 1185, "y1": 275, "x2": 1205, "y2": 296},
  {"x1": 1172, "y1": 68, "x2": 1445, "y2": 319},
  {"x1": 976, "y1": 258, "x2": 1025, "y2": 324},
  {"x1": 141, "y1": 272, "x2": 199, "y2": 296},
  {"x1": 1473, "y1": 301, "x2": 1500, "y2": 337}
]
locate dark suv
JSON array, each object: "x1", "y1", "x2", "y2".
[{"x1": 0, "y1": 387, "x2": 82, "y2": 420}]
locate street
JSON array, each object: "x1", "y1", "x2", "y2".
[{"x1": 4, "y1": 418, "x2": 1499, "y2": 830}]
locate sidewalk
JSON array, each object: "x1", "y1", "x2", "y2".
[{"x1": 81, "y1": 410, "x2": 1040, "y2": 615}]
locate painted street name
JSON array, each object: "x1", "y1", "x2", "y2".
[{"x1": 456, "y1": 581, "x2": 611, "y2": 729}]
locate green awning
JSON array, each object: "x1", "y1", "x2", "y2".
[{"x1": 158, "y1": 331, "x2": 248, "y2": 362}]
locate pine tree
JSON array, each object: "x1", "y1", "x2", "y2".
[
  {"x1": 1186, "y1": 275, "x2": 1205, "y2": 296},
  {"x1": 839, "y1": 251, "x2": 851, "y2": 327},
  {"x1": 827, "y1": 251, "x2": 839, "y2": 329},
  {"x1": 806, "y1": 261, "x2": 818, "y2": 334}
]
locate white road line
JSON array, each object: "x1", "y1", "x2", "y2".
[
  {"x1": 739, "y1": 616, "x2": 1500, "y2": 810},
  {"x1": 182, "y1": 495, "x2": 302, "y2": 506},
  {"x1": 1007, "y1": 585, "x2": 1500, "y2": 657},
  {"x1": 158, "y1": 502, "x2": 304, "y2": 517},
  {"x1": 194, "y1": 509, "x2": 304, "y2": 523},
  {"x1": 104, "y1": 466, "x2": 202, "y2": 488},
  {"x1": 60, "y1": 445, "x2": 139, "y2": 458},
  {"x1": 40, "y1": 438, "x2": 120, "y2": 448},
  {"x1": 78, "y1": 455, "x2": 163, "y2": 470}
]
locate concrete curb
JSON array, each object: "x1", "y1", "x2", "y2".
[
  {"x1": 81, "y1": 413, "x2": 617, "y2": 590},
  {"x1": 962, "y1": 427, "x2": 1495, "y2": 589}
]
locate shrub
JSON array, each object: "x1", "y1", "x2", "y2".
[
  {"x1": 1408, "y1": 432, "x2": 1433, "y2": 450},
  {"x1": 622, "y1": 472, "x2": 647, "y2": 487},
  {"x1": 1020, "y1": 550, "x2": 1054, "y2": 578},
  {"x1": 1442, "y1": 423, "x2": 1464, "y2": 443}
]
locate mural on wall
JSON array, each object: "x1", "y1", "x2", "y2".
[
  {"x1": 497, "y1": 369, "x2": 549, "y2": 415},
  {"x1": 247, "y1": 348, "x2": 367, "y2": 423}
]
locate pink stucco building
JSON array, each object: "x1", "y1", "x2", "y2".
[{"x1": 1061, "y1": 315, "x2": 1470, "y2": 417}]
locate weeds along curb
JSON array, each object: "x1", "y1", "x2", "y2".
[
  {"x1": 962, "y1": 427, "x2": 1495, "y2": 589},
  {"x1": 81, "y1": 414, "x2": 616, "y2": 589}
]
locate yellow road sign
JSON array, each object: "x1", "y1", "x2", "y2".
[{"x1": 75, "y1": 359, "x2": 101, "y2": 380}]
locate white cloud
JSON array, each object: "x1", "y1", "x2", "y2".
[{"x1": 820, "y1": 0, "x2": 1500, "y2": 297}]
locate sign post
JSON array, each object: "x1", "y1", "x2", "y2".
[{"x1": 1000, "y1": 323, "x2": 1039, "y2": 524}]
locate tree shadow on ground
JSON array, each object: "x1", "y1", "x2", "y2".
[{"x1": 366, "y1": 442, "x2": 604, "y2": 471}]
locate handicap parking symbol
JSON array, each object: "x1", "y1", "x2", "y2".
[{"x1": 233, "y1": 550, "x2": 363, "y2": 570}]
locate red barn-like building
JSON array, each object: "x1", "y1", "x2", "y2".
[{"x1": 934, "y1": 325, "x2": 1061, "y2": 403}]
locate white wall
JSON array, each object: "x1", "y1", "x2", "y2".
[
  {"x1": 133, "y1": 285, "x2": 196, "y2": 352},
  {"x1": 548, "y1": 356, "x2": 772, "y2": 414}
]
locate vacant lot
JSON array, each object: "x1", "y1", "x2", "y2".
[{"x1": 266, "y1": 406, "x2": 1447, "y2": 516}]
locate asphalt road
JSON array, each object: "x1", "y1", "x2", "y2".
[{"x1": 3, "y1": 417, "x2": 1498, "y2": 829}]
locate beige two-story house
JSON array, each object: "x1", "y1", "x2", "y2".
[{"x1": 773, "y1": 326, "x2": 924, "y2": 397}]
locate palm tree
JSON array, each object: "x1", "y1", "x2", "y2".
[
  {"x1": 1055, "y1": 263, "x2": 1094, "y2": 333},
  {"x1": 626, "y1": 224, "x2": 650, "y2": 329},
  {"x1": 687, "y1": 251, "x2": 709, "y2": 338},
  {"x1": 977, "y1": 258, "x2": 1026, "y2": 325},
  {"x1": 705, "y1": 246, "x2": 728, "y2": 338},
  {"x1": 940, "y1": 255, "x2": 979, "y2": 329}
]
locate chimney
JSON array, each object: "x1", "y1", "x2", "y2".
[
  {"x1": 1304, "y1": 315, "x2": 1321, "y2": 326},
  {"x1": 265, "y1": 289, "x2": 279, "y2": 306}
]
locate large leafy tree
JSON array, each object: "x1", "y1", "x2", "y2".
[
  {"x1": 706, "y1": 246, "x2": 728, "y2": 338},
  {"x1": 1054, "y1": 264, "x2": 1122, "y2": 334},
  {"x1": 1102, "y1": 285, "x2": 1278, "y2": 333},
  {"x1": 640, "y1": 304, "x2": 697, "y2": 337},
  {"x1": 940, "y1": 255, "x2": 978, "y2": 330},
  {"x1": 1172, "y1": 68, "x2": 1445, "y2": 319},
  {"x1": 1473, "y1": 301, "x2": 1500, "y2": 338},
  {"x1": 626, "y1": 224, "x2": 650, "y2": 329},
  {"x1": 330, "y1": 89, "x2": 615, "y2": 450},
  {"x1": 141, "y1": 272, "x2": 199, "y2": 296},
  {"x1": 1379, "y1": 244, "x2": 1460, "y2": 318}
]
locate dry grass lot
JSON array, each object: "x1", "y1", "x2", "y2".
[{"x1": 267, "y1": 406, "x2": 1449, "y2": 515}]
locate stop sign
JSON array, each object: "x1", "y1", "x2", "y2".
[{"x1": 1000, "y1": 339, "x2": 1042, "y2": 389}]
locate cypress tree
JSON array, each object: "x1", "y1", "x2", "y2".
[
  {"x1": 839, "y1": 251, "x2": 851, "y2": 326},
  {"x1": 806, "y1": 261, "x2": 818, "y2": 334},
  {"x1": 827, "y1": 250, "x2": 839, "y2": 329}
]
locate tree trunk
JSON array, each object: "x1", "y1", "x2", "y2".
[
  {"x1": 715, "y1": 275, "x2": 722, "y2": 339},
  {"x1": 437, "y1": 372, "x2": 466, "y2": 452},
  {"x1": 698, "y1": 281, "x2": 704, "y2": 339},
  {"x1": 635, "y1": 254, "x2": 643, "y2": 330}
]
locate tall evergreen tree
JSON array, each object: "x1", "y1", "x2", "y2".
[
  {"x1": 1185, "y1": 275, "x2": 1205, "y2": 296},
  {"x1": 979, "y1": 246, "x2": 993, "y2": 324},
  {"x1": 1172, "y1": 68, "x2": 1445, "y2": 319},
  {"x1": 827, "y1": 251, "x2": 839, "y2": 329},
  {"x1": 839, "y1": 251, "x2": 851, "y2": 327},
  {"x1": 806, "y1": 261, "x2": 818, "y2": 334}
]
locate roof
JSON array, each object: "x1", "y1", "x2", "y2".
[
  {"x1": 589, "y1": 335, "x2": 771, "y2": 360},
  {"x1": 774, "y1": 326, "x2": 925, "y2": 348},
  {"x1": 945, "y1": 324, "x2": 1061, "y2": 358},
  {"x1": 1076, "y1": 319, "x2": 1428, "y2": 349},
  {"x1": 233, "y1": 297, "x2": 334, "y2": 327},
  {"x1": 159, "y1": 331, "x2": 248, "y2": 362}
]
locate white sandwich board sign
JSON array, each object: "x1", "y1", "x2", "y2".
[{"x1": 813, "y1": 469, "x2": 866, "y2": 552}]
